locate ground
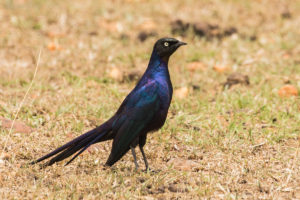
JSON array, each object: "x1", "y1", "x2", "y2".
[{"x1": 0, "y1": 0, "x2": 300, "y2": 199}]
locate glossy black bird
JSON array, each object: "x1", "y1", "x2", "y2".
[{"x1": 31, "y1": 38, "x2": 186, "y2": 170}]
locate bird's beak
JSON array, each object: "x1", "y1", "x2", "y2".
[{"x1": 177, "y1": 41, "x2": 187, "y2": 46}]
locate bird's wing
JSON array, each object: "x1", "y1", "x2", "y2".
[{"x1": 106, "y1": 80, "x2": 160, "y2": 165}]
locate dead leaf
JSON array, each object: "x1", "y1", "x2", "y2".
[
  {"x1": 47, "y1": 42, "x2": 61, "y2": 51},
  {"x1": 278, "y1": 85, "x2": 298, "y2": 97},
  {"x1": 0, "y1": 117, "x2": 33, "y2": 134},
  {"x1": 98, "y1": 19, "x2": 123, "y2": 33},
  {"x1": 282, "y1": 53, "x2": 291, "y2": 59},
  {"x1": 186, "y1": 62, "x2": 206, "y2": 72},
  {"x1": 167, "y1": 158, "x2": 199, "y2": 171},
  {"x1": 138, "y1": 19, "x2": 157, "y2": 32},
  {"x1": 86, "y1": 144, "x2": 102, "y2": 155},
  {"x1": 0, "y1": 152, "x2": 11, "y2": 160},
  {"x1": 66, "y1": 132, "x2": 75, "y2": 139},
  {"x1": 175, "y1": 87, "x2": 189, "y2": 99},
  {"x1": 46, "y1": 31, "x2": 65, "y2": 39},
  {"x1": 213, "y1": 65, "x2": 230, "y2": 73},
  {"x1": 0, "y1": 153, "x2": 10, "y2": 160},
  {"x1": 86, "y1": 80, "x2": 99, "y2": 88},
  {"x1": 15, "y1": 0, "x2": 28, "y2": 5}
]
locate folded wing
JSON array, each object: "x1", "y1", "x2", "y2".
[{"x1": 105, "y1": 80, "x2": 160, "y2": 166}]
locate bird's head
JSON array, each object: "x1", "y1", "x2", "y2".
[{"x1": 153, "y1": 38, "x2": 187, "y2": 61}]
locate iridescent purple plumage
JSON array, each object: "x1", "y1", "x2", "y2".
[{"x1": 31, "y1": 38, "x2": 186, "y2": 170}]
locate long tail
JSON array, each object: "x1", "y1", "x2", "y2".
[{"x1": 30, "y1": 120, "x2": 112, "y2": 167}]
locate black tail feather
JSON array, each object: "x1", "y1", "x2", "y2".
[
  {"x1": 31, "y1": 122, "x2": 112, "y2": 166},
  {"x1": 64, "y1": 132, "x2": 107, "y2": 166},
  {"x1": 44, "y1": 131, "x2": 99, "y2": 166},
  {"x1": 30, "y1": 127, "x2": 100, "y2": 165}
]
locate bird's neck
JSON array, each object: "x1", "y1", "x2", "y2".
[
  {"x1": 146, "y1": 50, "x2": 169, "y2": 73},
  {"x1": 136, "y1": 50, "x2": 172, "y2": 89}
]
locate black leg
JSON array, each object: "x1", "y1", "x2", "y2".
[
  {"x1": 139, "y1": 145, "x2": 149, "y2": 170},
  {"x1": 130, "y1": 146, "x2": 139, "y2": 170},
  {"x1": 138, "y1": 134, "x2": 149, "y2": 171}
]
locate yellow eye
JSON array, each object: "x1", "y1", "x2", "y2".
[{"x1": 164, "y1": 42, "x2": 169, "y2": 47}]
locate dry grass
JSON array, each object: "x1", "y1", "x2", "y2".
[{"x1": 0, "y1": 0, "x2": 300, "y2": 199}]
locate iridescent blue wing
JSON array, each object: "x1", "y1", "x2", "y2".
[{"x1": 106, "y1": 80, "x2": 159, "y2": 166}]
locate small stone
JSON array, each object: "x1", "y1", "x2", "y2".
[
  {"x1": 157, "y1": 185, "x2": 165, "y2": 193},
  {"x1": 224, "y1": 73, "x2": 250, "y2": 88},
  {"x1": 168, "y1": 184, "x2": 188, "y2": 193},
  {"x1": 124, "y1": 69, "x2": 143, "y2": 81},
  {"x1": 167, "y1": 158, "x2": 199, "y2": 171},
  {"x1": 108, "y1": 67, "x2": 123, "y2": 82},
  {"x1": 174, "y1": 87, "x2": 189, "y2": 99},
  {"x1": 281, "y1": 9, "x2": 292, "y2": 19}
]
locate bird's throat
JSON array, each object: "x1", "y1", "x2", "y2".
[
  {"x1": 161, "y1": 56, "x2": 169, "y2": 65},
  {"x1": 148, "y1": 50, "x2": 169, "y2": 69}
]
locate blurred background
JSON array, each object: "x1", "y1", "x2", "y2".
[{"x1": 0, "y1": 0, "x2": 299, "y2": 199}]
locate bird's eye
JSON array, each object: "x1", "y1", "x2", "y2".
[{"x1": 164, "y1": 42, "x2": 169, "y2": 47}]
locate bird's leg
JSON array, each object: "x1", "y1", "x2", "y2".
[
  {"x1": 139, "y1": 145, "x2": 149, "y2": 171},
  {"x1": 130, "y1": 146, "x2": 139, "y2": 170}
]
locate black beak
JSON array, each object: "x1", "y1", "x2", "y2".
[{"x1": 177, "y1": 41, "x2": 187, "y2": 46}]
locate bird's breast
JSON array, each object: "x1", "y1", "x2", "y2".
[
  {"x1": 148, "y1": 78, "x2": 172, "y2": 131},
  {"x1": 157, "y1": 81, "x2": 172, "y2": 105},
  {"x1": 152, "y1": 69, "x2": 172, "y2": 101}
]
